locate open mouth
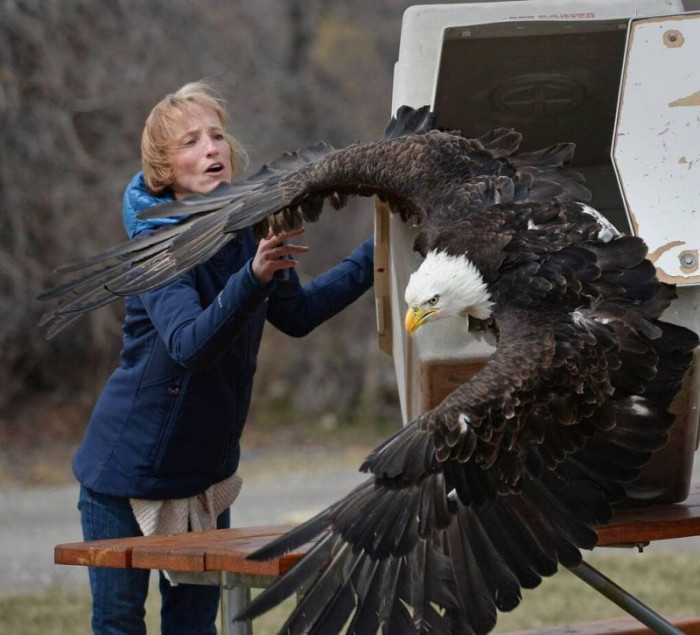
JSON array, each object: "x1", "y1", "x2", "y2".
[{"x1": 205, "y1": 163, "x2": 224, "y2": 174}]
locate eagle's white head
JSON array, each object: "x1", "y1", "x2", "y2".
[{"x1": 404, "y1": 250, "x2": 493, "y2": 335}]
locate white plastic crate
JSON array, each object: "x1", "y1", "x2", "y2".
[{"x1": 374, "y1": 0, "x2": 698, "y2": 503}]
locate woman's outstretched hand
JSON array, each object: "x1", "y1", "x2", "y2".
[{"x1": 251, "y1": 228, "x2": 309, "y2": 285}]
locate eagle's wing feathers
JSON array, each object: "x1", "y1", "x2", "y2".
[
  {"x1": 238, "y1": 387, "x2": 671, "y2": 632},
  {"x1": 37, "y1": 107, "x2": 440, "y2": 336},
  {"x1": 36, "y1": 214, "x2": 232, "y2": 338},
  {"x1": 38, "y1": 106, "x2": 593, "y2": 337}
]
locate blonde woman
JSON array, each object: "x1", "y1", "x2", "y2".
[{"x1": 75, "y1": 82, "x2": 374, "y2": 634}]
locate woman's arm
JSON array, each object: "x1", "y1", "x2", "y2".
[
  {"x1": 266, "y1": 237, "x2": 374, "y2": 337},
  {"x1": 138, "y1": 259, "x2": 272, "y2": 371}
]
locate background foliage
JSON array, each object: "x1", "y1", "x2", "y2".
[{"x1": 0, "y1": 0, "x2": 470, "y2": 438}]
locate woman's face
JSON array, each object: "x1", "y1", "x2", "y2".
[{"x1": 169, "y1": 102, "x2": 233, "y2": 200}]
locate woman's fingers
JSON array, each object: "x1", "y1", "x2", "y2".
[
  {"x1": 270, "y1": 243, "x2": 309, "y2": 259},
  {"x1": 251, "y1": 228, "x2": 309, "y2": 284},
  {"x1": 273, "y1": 227, "x2": 306, "y2": 241}
]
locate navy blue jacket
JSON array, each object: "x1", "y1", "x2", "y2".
[{"x1": 73, "y1": 174, "x2": 374, "y2": 499}]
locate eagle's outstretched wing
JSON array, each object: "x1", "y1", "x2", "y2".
[
  {"x1": 38, "y1": 106, "x2": 588, "y2": 338},
  {"x1": 235, "y1": 229, "x2": 697, "y2": 634}
]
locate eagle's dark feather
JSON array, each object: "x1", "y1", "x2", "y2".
[{"x1": 38, "y1": 106, "x2": 698, "y2": 633}]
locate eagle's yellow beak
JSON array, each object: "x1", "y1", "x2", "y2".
[{"x1": 405, "y1": 307, "x2": 437, "y2": 335}]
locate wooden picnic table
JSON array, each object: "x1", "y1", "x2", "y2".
[{"x1": 55, "y1": 483, "x2": 700, "y2": 635}]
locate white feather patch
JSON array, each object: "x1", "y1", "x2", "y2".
[
  {"x1": 571, "y1": 308, "x2": 589, "y2": 328},
  {"x1": 579, "y1": 203, "x2": 621, "y2": 243},
  {"x1": 628, "y1": 395, "x2": 653, "y2": 417}
]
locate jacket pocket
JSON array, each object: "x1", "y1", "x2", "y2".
[
  {"x1": 149, "y1": 373, "x2": 191, "y2": 468},
  {"x1": 151, "y1": 372, "x2": 236, "y2": 476}
]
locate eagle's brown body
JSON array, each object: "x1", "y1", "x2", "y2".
[{"x1": 39, "y1": 106, "x2": 698, "y2": 634}]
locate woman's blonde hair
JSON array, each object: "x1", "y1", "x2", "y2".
[{"x1": 141, "y1": 81, "x2": 248, "y2": 194}]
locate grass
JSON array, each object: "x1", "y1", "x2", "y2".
[
  {"x1": 493, "y1": 549, "x2": 700, "y2": 632},
  {"x1": 1, "y1": 551, "x2": 698, "y2": 634}
]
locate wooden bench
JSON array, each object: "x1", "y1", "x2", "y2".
[{"x1": 55, "y1": 484, "x2": 700, "y2": 634}]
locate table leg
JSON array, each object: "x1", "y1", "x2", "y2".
[
  {"x1": 219, "y1": 572, "x2": 253, "y2": 635},
  {"x1": 568, "y1": 560, "x2": 684, "y2": 635}
]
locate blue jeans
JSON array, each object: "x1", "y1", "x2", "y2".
[{"x1": 78, "y1": 485, "x2": 230, "y2": 635}]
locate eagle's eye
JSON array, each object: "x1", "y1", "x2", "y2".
[{"x1": 428, "y1": 295, "x2": 440, "y2": 306}]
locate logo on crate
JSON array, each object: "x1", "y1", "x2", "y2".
[{"x1": 491, "y1": 73, "x2": 585, "y2": 117}]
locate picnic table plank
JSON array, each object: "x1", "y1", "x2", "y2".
[
  {"x1": 205, "y1": 532, "x2": 303, "y2": 576},
  {"x1": 54, "y1": 524, "x2": 300, "y2": 573}
]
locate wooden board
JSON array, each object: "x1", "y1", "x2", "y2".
[
  {"x1": 54, "y1": 524, "x2": 298, "y2": 574},
  {"x1": 598, "y1": 483, "x2": 700, "y2": 546}
]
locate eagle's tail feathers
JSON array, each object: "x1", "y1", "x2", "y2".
[
  {"x1": 506, "y1": 142, "x2": 592, "y2": 203},
  {"x1": 557, "y1": 393, "x2": 675, "y2": 516},
  {"x1": 520, "y1": 180, "x2": 571, "y2": 203},
  {"x1": 639, "y1": 283, "x2": 677, "y2": 319}
]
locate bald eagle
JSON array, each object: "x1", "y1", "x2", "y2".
[{"x1": 39, "y1": 107, "x2": 698, "y2": 633}]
